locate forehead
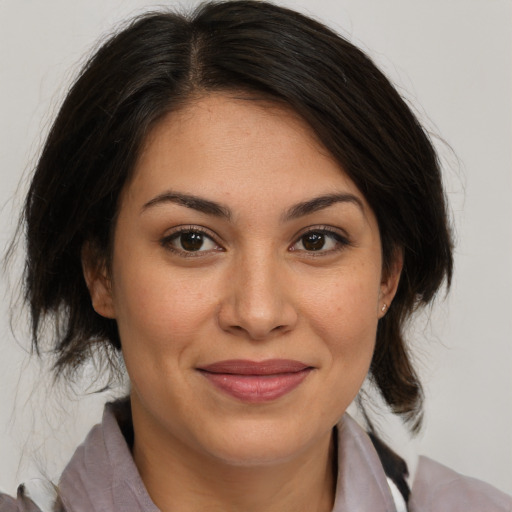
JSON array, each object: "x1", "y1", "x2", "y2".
[{"x1": 126, "y1": 93, "x2": 367, "y2": 212}]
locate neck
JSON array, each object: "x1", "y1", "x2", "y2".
[{"x1": 132, "y1": 408, "x2": 336, "y2": 512}]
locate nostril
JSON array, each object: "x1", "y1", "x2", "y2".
[{"x1": 217, "y1": 294, "x2": 299, "y2": 340}]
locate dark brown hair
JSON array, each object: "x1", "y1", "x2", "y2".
[{"x1": 21, "y1": 0, "x2": 452, "y2": 431}]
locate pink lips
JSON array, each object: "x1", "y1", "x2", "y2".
[{"x1": 198, "y1": 359, "x2": 312, "y2": 403}]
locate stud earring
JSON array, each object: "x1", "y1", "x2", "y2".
[{"x1": 381, "y1": 303, "x2": 387, "y2": 313}]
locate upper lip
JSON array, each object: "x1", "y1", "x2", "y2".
[{"x1": 198, "y1": 359, "x2": 311, "y2": 375}]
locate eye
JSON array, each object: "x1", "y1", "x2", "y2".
[
  {"x1": 290, "y1": 228, "x2": 349, "y2": 254},
  {"x1": 161, "y1": 227, "x2": 222, "y2": 255}
]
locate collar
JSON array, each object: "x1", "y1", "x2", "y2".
[
  {"x1": 58, "y1": 403, "x2": 396, "y2": 512},
  {"x1": 333, "y1": 414, "x2": 397, "y2": 512}
]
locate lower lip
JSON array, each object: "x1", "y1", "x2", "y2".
[{"x1": 199, "y1": 369, "x2": 311, "y2": 403}]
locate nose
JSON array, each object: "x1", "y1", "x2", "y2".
[{"x1": 217, "y1": 252, "x2": 298, "y2": 341}]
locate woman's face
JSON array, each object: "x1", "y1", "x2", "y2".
[{"x1": 86, "y1": 94, "x2": 400, "y2": 467}]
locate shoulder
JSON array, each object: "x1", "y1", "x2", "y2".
[
  {"x1": 0, "y1": 486, "x2": 43, "y2": 512},
  {"x1": 0, "y1": 482, "x2": 62, "y2": 512},
  {"x1": 410, "y1": 456, "x2": 512, "y2": 512},
  {"x1": 0, "y1": 493, "x2": 19, "y2": 512}
]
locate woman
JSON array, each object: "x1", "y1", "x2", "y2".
[{"x1": 1, "y1": 1, "x2": 510, "y2": 511}]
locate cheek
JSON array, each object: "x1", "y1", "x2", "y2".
[
  {"x1": 305, "y1": 268, "x2": 381, "y2": 339},
  {"x1": 303, "y1": 267, "x2": 380, "y2": 386},
  {"x1": 110, "y1": 259, "x2": 220, "y2": 354}
]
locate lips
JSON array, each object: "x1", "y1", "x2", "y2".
[{"x1": 197, "y1": 359, "x2": 312, "y2": 403}]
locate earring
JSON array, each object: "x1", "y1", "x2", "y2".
[{"x1": 381, "y1": 303, "x2": 387, "y2": 313}]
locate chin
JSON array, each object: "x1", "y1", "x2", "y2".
[{"x1": 193, "y1": 416, "x2": 331, "y2": 468}]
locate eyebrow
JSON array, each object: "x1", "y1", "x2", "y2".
[
  {"x1": 141, "y1": 191, "x2": 232, "y2": 219},
  {"x1": 141, "y1": 191, "x2": 364, "y2": 221},
  {"x1": 282, "y1": 193, "x2": 365, "y2": 221}
]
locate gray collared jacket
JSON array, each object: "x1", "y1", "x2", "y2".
[{"x1": 1, "y1": 404, "x2": 511, "y2": 511}]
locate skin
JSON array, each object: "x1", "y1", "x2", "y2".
[{"x1": 84, "y1": 94, "x2": 401, "y2": 512}]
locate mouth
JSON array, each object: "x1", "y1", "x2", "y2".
[{"x1": 197, "y1": 359, "x2": 313, "y2": 403}]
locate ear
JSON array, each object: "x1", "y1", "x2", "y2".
[
  {"x1": 81, "y1": 243, "x2": 116, "y2": 319},
  {"x1": 378, "y1": 248, "x2": 403, "y2": 318}
]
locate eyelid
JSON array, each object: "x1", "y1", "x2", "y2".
[
  {"x1": 289, "y1": 225, "x2": 351, "y2": 254},
  {"x1": 160, "y1": 225, "x2": 225, "y2": 256}
]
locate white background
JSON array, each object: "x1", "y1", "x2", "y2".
[{"x1": 1, "y1": 0, "x2": 511, "y2": 497}]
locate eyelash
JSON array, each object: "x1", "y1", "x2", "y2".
[
  {"x1": 289, "y1": 226, "x2": 351, "y2": 256},
  {"x1": 160, "y1": 225, "x2": 351, "y2": 258},
  {"x1": 160, "y1": 226, "x2": 224, "y2": 258}
]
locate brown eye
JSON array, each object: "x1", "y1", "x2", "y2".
[
  {"x1": 290, "y1": 228, "x2": 349, "y2": 254},
  {"x1": 301, "y1": 232, "x2": 326, "y2": 251},
  {"x1": 180, "y1": 232, "x2": 205, "y2": 251},
  {"x1": 163, "y1": 229, "x2": 220, "y2": 254}
]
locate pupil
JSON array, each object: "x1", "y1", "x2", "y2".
[
  {"x1": 181, "y1": 232, "x2": 203, "y2": 251},
  {"x1": 303, "y1": 232, "x2": 325, "y2": 251}
]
